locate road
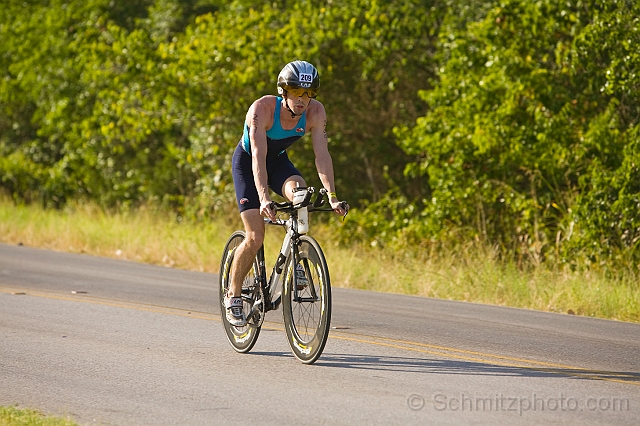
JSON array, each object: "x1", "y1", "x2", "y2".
[{"x1": 1, "y1": 243, "x2": 638, "y2": 425}]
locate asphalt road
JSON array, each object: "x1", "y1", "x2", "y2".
[{"x1": 1, "y1": 243, "x2": 639, "y2": 425}]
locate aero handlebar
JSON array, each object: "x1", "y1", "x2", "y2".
[{"x1": 269, "y1": 187, "x2": 348, "y2": 214}]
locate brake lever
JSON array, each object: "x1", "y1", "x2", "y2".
[{"x1": 340, "y1": 201, "x2": 349, "y2": 221}]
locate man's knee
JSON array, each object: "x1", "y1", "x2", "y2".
[
  {"x1": 240, "y1": 209, "x2": 265, "y2": 250},
  {"x1": 283, "y1": 176, "x2": 307, "y2": 200},
  {"x1": 244, "y1": 229, "x2": 265, "y2": 249}
]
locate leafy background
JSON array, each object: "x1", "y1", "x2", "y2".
[{"x1": 1, "y1": 0, "x2": 639, "y2": 269}]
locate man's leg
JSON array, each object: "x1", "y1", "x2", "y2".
[
  {"x1": 281, "y1": 176, "x2": 310, "y2": 288},
  {"x1": 228, "y1": 208, "x2": 265, "y2": 297},
  {"x1": 282, "y1": 176, "x2": 307, "y2": 201}
]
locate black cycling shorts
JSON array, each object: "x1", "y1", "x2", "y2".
[{"x1": 232, "y1": 143, "x2": 302, "y2": 212}]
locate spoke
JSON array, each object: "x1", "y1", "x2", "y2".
[{"x1": 292, "y1": 265, "x2": 323, "y2": 340}]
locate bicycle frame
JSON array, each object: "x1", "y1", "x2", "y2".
[{"x1": 262, "y1": 211, "x2": 300, "y2": 311}]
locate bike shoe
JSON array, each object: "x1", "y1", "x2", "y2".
[
  {"x1": 224, "y1": 295, "x2": 247, "y2": 327},
  {"x1": 296, "y1": 264, "x2": 310, "y2": 290}
]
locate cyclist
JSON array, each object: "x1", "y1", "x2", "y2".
[{"x1": 226, "y1": 60, "x2": 347, "y2": 327}]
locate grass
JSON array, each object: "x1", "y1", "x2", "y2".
[
  {"x1": 0, "y1": 198, "x2": 638, "y2": 323},
  {"x1": 0, "y1": 406, "x2": 77, "y2": 426}
]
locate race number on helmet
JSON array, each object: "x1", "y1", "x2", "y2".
[{"x1": 277, "y1": 60, "x2": 320, "y2": 94}]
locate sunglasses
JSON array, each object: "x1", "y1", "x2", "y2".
[{"x1": 285, "y1": 86, "x2": 318, "y2": 98}]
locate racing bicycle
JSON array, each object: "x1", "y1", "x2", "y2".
[{"x1": 219, "y1": 187, "x2": 344, "y2": 364}]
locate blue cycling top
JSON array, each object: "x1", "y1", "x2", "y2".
[{"x1": 241, "y1": 96, "x2": 307, "y2": 156}]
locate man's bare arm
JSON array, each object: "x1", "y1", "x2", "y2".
[
  {"x1": 310, "y1": 102, "x2": 347, "y2": 215},
  {"x1": 247, "y1": 99, "x2": 276, "y2": 219}
]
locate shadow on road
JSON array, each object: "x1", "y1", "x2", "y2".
[
  {"x1": 313, "y1": 353, "x2": 640, "y2": 384},
  {"x1": 240, "y1": 351, "x2": 639, "y2": 384}
]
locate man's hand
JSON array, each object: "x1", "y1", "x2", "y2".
[
  {"x1": 260, "y1": 200, "x2": 276, "y2": 221},
  {"x1": 329, "y1": 197, "x2": 349, "y2": 217}
]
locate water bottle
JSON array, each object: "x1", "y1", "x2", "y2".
[{"x1": 292, "y1": 188, "x2": 309, "y2": 234}]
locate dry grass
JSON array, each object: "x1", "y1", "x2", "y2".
[
  {"x1": 0, "y1": 202, "x2": 232, "y2": 272},
  {"x1": 1, "y1": 198, "x2": 638, "y2": 323},
  {"x1": 323, "y1": 240, "x2": 639, "y2": 322}
]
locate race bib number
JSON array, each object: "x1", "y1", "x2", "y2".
[{"x1": 299, "y1": 73, "x2": 313, "y2": 84}]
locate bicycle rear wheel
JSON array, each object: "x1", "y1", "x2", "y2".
[
  {"x1": 282, "y1": 235, "x2": 332, "y2": 364},
  {"x1": 219, "y1": 231, "x2": 263, "y2": 353}
]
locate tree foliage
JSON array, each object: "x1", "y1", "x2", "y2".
[
  {"x1": 350, "y1": 0, "x2": 640, "y2": 265},
  {"x1": 1, "y1": 0, "x2": 638, "y2": 264},
  {"x1": 1, "y1": 0, "x2": 438, "y2": 211}
]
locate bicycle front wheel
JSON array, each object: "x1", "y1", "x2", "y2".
[
  {"x1": 282, "y1": 235, "x2": 332, "y2": 364},
  {"x1": 219, "y1": 231, "x2": 262, "y2": 353}
]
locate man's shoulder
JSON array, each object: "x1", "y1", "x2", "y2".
[
  {"x1": 253, "y1": 95, "x2": 277, "y2": 107},
  {"x1": 306, "y1": 99, "x2": 326, "y2": 124},
  {"x1": 250, "y1": 95, "x2": 277, "y2": 115},
  {"x1": 247, "y1": 96, "x2": 277, "y2": 122}
]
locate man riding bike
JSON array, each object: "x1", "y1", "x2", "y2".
[{"x1": 226, "y1": 60, "x2": 348, "y2": 327}]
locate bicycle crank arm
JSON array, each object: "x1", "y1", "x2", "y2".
[{"x1": 245, "y1": 299, "x2": 263, "y2": 322}]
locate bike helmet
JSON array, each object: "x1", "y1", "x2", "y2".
[{"x1": 277, "y1": 60, "x2": 320, "y2": 96}]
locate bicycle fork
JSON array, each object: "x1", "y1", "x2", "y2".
[
  {"x1": 277, "y1": 230, "x2": 320, "y2": 304},
  {"x1": 279, "y1": 231, "x2": 321, "y2": 304}
]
